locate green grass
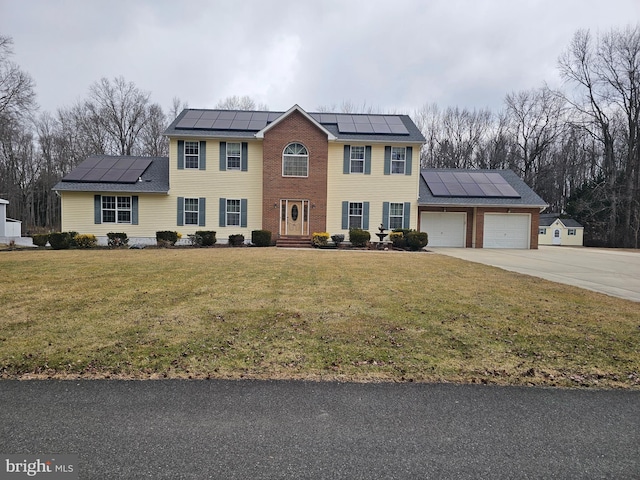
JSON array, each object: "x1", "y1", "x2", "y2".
[{"x1": 1, "y1": 248, "x2": 638, "y2": 388}]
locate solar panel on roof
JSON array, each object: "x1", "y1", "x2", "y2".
[
  {"x1": 62, "y1": 157, "x2": 152, "y2": 184},
  {"x1": 371, "y1": 123, "x2": 391, "y2": 134},
  {"x1": 337, "y1": 121, "x2": 357, "y2": 133},
  {"x1": 194, "y1": 119, "x2": 214, "y2": 129},
  {"x1": 200, "y1": 111, "x2": 220, "y2": 120},
  {"x1": 183, "y1": 110, "x2": 202, "y2": 119},
  {"x1": 229, "y1": 120, "x2": 250, "y2": 130},
  {"x1": 355, "y1": 123, "x2": 375, "y2": 133},
  {"x1": 423, "y1": 171, "x2": 521, "y2": 198}
]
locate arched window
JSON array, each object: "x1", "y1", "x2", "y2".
[{"x1": 282, "y1": 143, "x2": 308, "y2": 177}]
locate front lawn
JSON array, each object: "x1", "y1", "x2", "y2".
[{"x1": 1, "y1": 248, "x2": 638, "y2": 388}]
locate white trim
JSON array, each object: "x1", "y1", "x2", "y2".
[{"x1": 255, "y1": 104, "x2": 337, "y2": 140}]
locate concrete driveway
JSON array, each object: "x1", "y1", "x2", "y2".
[{"x1": 432, "y1": 246, "x2": 640, "y2": 302}]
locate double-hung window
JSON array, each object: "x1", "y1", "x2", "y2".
[
  {"x1": 184, "y1": 198, "x2": 199, "y2": 225},
  {"x1": 350, "y1": 146, "x2": 365, "y2": 173},
  {"x1": 102, "y1": 195, "x2": 131, "y2": 223},
  {"x1": 226, "y1": 142, "x2": 241, "y2": 170},
  {"x1": 349, "y1": 202, "x2": 363, "y2": 229},
  {"x1": 184, "y1": 141, "x2": 199, "y2": 169},
  {"x1": 283, "y1": 143, "x2": 308, "y2": 177},
  {"x1": 388, "y1": 203, "x2": 404, "y2": 230},
  {"x1": 539, "y1": 227, "x2": 547, "y2": 235},
  {"x1": 568, "y1": 228, "x2": 576, "y2": 236},
  {"x1": 226, "y1": 199, "x2": 241, "y2": 226},
  {"x1": 391, "y1": 147, "x2": 406, "y2": 174}
]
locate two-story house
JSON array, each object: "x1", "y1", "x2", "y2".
[{"x1": 54, "y1": 104, "x2": 426, "y2": 246}]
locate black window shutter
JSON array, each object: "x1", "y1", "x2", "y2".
[
  {"x1": 219, "y1": 198, "x2": 226, "y2": 227},
  {"x1": 384, "y1": 146, "x2": 391, "y2": 175},
  {"x1": 365, "y1": 146, "x2": 372, "y2": 175},
  {"x1": 406, "y1": 147, "x2": 412, "y2": 175},
  {"x1": 198, "y1": 197, "x2": 206, "y2": 226}
]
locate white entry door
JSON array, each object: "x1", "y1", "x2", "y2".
[
  {"x1": 553, "y1": 229, "x2": 562, "y2": 245},
  {"x1": 420, "y1": 212, "x2": 466, "y2": 247},
  {"x1": 483, "y1": 213, "x2": 530, "y2": 249}
]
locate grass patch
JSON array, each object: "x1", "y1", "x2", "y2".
[{"x1": 0, "y1": 248, "x2": 638, "y2": 388}]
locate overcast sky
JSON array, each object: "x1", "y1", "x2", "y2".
[{"x1": 1, "y1": 0, "x2": 639, "y2": 117}]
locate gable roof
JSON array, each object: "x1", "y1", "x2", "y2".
[
  {"x1": 419, "y1": 168, "x2": 547, "y2": 208},
  {"x1": 53, "y1": 155, "x2": 169, "y2": 194},
  {"x1": 164, "y1": 105, "x2": 426, "y2": 144},
  {"x1": 539, "y1": 214, "x2": 583, "y2": 228},
  {"x1": 255, "y1": 104, "x2": 336, "y2": 140}
]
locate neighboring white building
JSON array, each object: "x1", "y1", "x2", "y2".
[
  {"x1": 539, "y1": 214, "x2": 584, "y2": 246},
  {"x1": 0, "y1": 198, "x2": 25, "y2": 243}
]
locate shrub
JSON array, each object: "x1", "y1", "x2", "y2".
[
  {"x1": 251, "y1": 230, "x2": 271, "y2": 247},
  {"x1": 312, "y1": 232, "x2": 330, "y2": 247},
  {"x1": 74, "y1": 233, "x2": 98, "y2": 248},
  {"x1": 389, "y1": 231, "x2": 406, "y2": 249},
  {"x1": 156, "y1": 231, "x2": 178, "y2": 247},
  {"x1": 48, "y1": 232, "x2": 71, "y2": 250},
  {"x1": 67, "y1": 231, "x2": 79, "y2": 247},
  {"x1": 228, "y1": 234, "x2": 245, "y2": 246},
  {"x1": 331, "y1": 234, "x2": 345, "y2": 247},
  {"x1": 349, "y1": 228, "x2": 370, "y2": 248},
  {"x1": 195, "y1": 230, "x2": 217, "y2": 247},
  {"x1": 406, "y1": 231, "x2": 429, "y2": 251},
  {"x1": 107, "y1": 232, "x2": 129, "y2": 247},
  {"x1": 32, "y1": 233, "x2": 49, "y2": 247}
]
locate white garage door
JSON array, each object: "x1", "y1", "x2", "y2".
[
  {"x1": 420, "y1": 212, "x2": 466, "y2": 247},
  {"x1": 483, "y1": 213, "x2": 530, "y2": 249}
]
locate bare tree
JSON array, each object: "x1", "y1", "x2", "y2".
[
  {"x1": 215, "y1": 95, "x2": 267, "y2": 110},
  {"x1": 505, "y1": 86, "x2": 566, "y2": 186},
  {"x1": 85, "y1": 76, "x2": 151, "y2": 156},
  {"x1": 0, "y1": 35, "x2": 36, "y2": 119},
  {"x1": 559, "y1": 25, "x2": 640, "y2": 247}
]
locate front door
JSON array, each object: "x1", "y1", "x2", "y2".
[
  {"x1": 553, "y1": 229, "x2": 562, "y2": 245},
  {"x1": 280, "y1": 200, "x2": 308, "y2": 236}
]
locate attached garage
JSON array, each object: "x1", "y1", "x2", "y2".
[
  {"x1": 420, "y1": 212, "x2": 466, "y2": 247},
  {"x1": 418, "y1": 168, "x2": 547, "y2": 249},
  {"x1": 483, "y1": 213, "x2": 531, "y2": 249}
]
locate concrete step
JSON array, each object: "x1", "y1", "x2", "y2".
[{"x1": 276, "y1": 236, "x2": 312, "y2": 248}]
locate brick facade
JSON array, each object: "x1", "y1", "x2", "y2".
[{"x1": 262, "y1": 110, "x2": 329, "y2": 237}]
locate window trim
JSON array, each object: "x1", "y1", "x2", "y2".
[
  {"x1": 388, "y1": 202, "x2": 405, "y2": 230},
  {"x1": 184, "y1": 141, "x2": 200, "y2": 169},
  {"x1": 391, "y1": 146, "x2": 406, "y2": 174},
  {"x1": 184, "y1": 197, "x2": 199, "y2": 225},
  {"x1": 350, "y1": 146, "x2": 365, "y2": 174},
  {"x1": 348, "y1": 201, "x2": 364, "y2": 230},
  {"x1": 226, "y1": 199, "x2": 241, "y2": 227},
  {"x1": 282, "y1": 142, "x2": 309, "y2": 177},
  {"x1": 102, "y1": 195, "x2": 132, "y2": 224},
  {"x1": 226, "y1": 142, "x2": 241, "y2": 170}
]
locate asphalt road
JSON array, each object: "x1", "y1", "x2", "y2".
[
  {"x1": 1, "y1": 380, "x2": 638, "y2": 479},
  {"x1": 432, "y1": 246, "x2": 640, "y2": 302}
]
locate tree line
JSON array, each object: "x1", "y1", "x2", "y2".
[{"x1": 1, "y1": 25, "x2": 639, "y2": 247}]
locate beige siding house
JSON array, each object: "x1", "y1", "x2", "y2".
[
  {"x1": 539, "y1": 214, "x2": 584, "y2": 246},
  {"x1": 54, "y1": 105, "x2": 425, "y2": 246},
  {"x1": 55, "y1": 104, "x2": 547, "y2": 248}
]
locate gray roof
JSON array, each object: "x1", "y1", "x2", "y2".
[
  {"x1": 419, "y1": 168, "x2": 547, "y2": 208},
  {"x1": 53, "y1": 155, "x2": 169, "y2": 194},
  {"x1": 164, "y1": 107, "x2": 426, "y2": 144},
  {"x1": 539, "y1": 214, "x2": 583, "y2": 228}
]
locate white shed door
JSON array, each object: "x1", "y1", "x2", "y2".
[
  {"x1": 420, "y1": 212, "x2": 466, "y2": 247},
  {"x1": 483, "y1": 213, "x2": 530, "y2": 249}
]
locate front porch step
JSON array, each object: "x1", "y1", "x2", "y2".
[{"x1": 276, "y1": 236, "x2": 312, "y2": 248}]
